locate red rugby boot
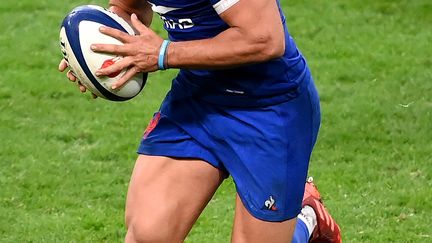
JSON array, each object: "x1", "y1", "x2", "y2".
[{"x1": 302, "y1": 177, "x2": 342, "y2": 243}]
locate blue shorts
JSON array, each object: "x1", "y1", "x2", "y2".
[{"x1": 137, "y1": 77, "x2": 321, "y2": 222}]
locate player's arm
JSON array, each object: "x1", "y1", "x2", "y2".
[
  {"x1": 92, "y1": 0, "x2": 285, "y2": 88},
  {"x1": 108, "y1": 0, "x2": 153, "y2": 27},
  {"x1": 168, "y1": 0, "x2": 285, "y2": 68}
]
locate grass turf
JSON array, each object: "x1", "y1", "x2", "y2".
[{"x1": 0, "y1": 0, "x2": 431, "y2": 242}]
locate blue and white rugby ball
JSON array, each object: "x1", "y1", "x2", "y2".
[{"x1": 60, "y1": 5, "x2": 147, "y2": 101}]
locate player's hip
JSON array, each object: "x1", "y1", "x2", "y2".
[{"x1": 160, "y1": 76, "x2": 319, "y2": 147}]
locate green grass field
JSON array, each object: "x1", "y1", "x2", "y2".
[{"x1": 1, "y1": 0, "x2": 431, "y2": 242}]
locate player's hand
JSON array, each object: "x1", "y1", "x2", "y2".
[
  {"x1": 58, "y1": 59, "x2": 98, "y2": 99},
  {"x1": 91, "y1": 13, "x2": 163, "y2": 90}
]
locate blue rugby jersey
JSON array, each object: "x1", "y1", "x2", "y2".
[{"x1": 149, "y1": 0, "x2": 311, "y2": 107}]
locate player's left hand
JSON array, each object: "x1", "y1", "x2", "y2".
[{"x1": 91, "y1": 13, "x2": 163, "y2": 90}]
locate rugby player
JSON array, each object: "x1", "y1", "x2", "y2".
[{"x1": 59, "y1": 0, "x2": 341, "y2": 242}]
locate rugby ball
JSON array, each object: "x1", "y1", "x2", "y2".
[{"x1": 60, "y1": 5, "x2": 147, "y2": 101}]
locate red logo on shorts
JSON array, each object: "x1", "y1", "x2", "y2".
[
  {"x1": 100, "y1": 57, "x2": 121, "y2": 78},
  {"x1": 143, "y1": 112, "x2": 161, "y2": 139}
]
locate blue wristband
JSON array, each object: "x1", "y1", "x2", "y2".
[{"x1": 158, "y1": 40, "x2": 171, "y2": 70}]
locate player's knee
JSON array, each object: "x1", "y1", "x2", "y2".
[
  {"x1": 127, "y1": 218, "x2": 172, "y2": 243},
  {"x1": 126, "y1": 206, "x2": 182, "y2": 243}
]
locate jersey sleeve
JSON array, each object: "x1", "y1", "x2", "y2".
[{"x1": 209, "y1": 0, "x2": 240, "y2": 15}]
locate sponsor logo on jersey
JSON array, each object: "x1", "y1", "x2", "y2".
[
  {"x1": 148, "y1": 1, "x2": 194, "y2": 30},
  {"x1": 160, "y1": 16, "x2": 194, "y2": 30},
  {"x1": 148, "y1": 2, "x2": 181, "y2": 14},
  {"x1": 225, "y1": 89, "x2": 245, "y2": 95}
]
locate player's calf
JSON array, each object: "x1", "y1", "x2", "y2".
[{"x1": 299, "y1": 177, "x2": 342, "y2": 243}]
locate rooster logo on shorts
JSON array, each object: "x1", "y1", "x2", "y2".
[
  {"x1": 264, "y1": 196, "x2": 277, "y2": 211},
  {"x1": 143, "y1": 112, "x2": 161, "y2": 139}
]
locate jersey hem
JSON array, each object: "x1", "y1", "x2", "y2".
[{"x1": 137, "y1": 144, "x2": 227, "y2": 173}]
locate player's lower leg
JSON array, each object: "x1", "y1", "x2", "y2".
[{"x1": 292, "y1": 177, "x2": 342, "y2": 243}]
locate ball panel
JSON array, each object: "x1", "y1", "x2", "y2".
[
  {"x1": 59, "y1": 5, "x2": 147, "y2": 101},
  {"x1": 62, "y1": 8, "x2": 129, "y2": 101},
  {"x1": 78, "y1": 21, "x2": 128, "y2": 95},
  {"x1": 60, "y1": 26, "x2": 106, "y2": 98}
]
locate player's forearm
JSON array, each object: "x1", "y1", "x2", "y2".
[
  {"x1": 167, "y1": 27, "x2": 285, "y2": 69},
  {"x1": 109, "y1": 0, "x2": 152, "y2": 26}
]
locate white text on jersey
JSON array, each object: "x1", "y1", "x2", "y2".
[{"x1": 160, "y1": 17, "x2": 194, "y2": 29}]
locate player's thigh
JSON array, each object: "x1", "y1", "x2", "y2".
[
  {"x1": 231, "y1": 194, "x2": 297, "y2": 243},
  {"x1": 125, "y1": 154, "x2": 225, "y2": 242}
]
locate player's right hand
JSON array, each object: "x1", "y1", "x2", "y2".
[{"x1": 58, "y1": 59, "x2": 97, "y2": 99}]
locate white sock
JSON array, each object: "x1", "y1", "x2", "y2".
[{"x1": 298, "y1": 205, "x2": 317, "y2": 237}]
